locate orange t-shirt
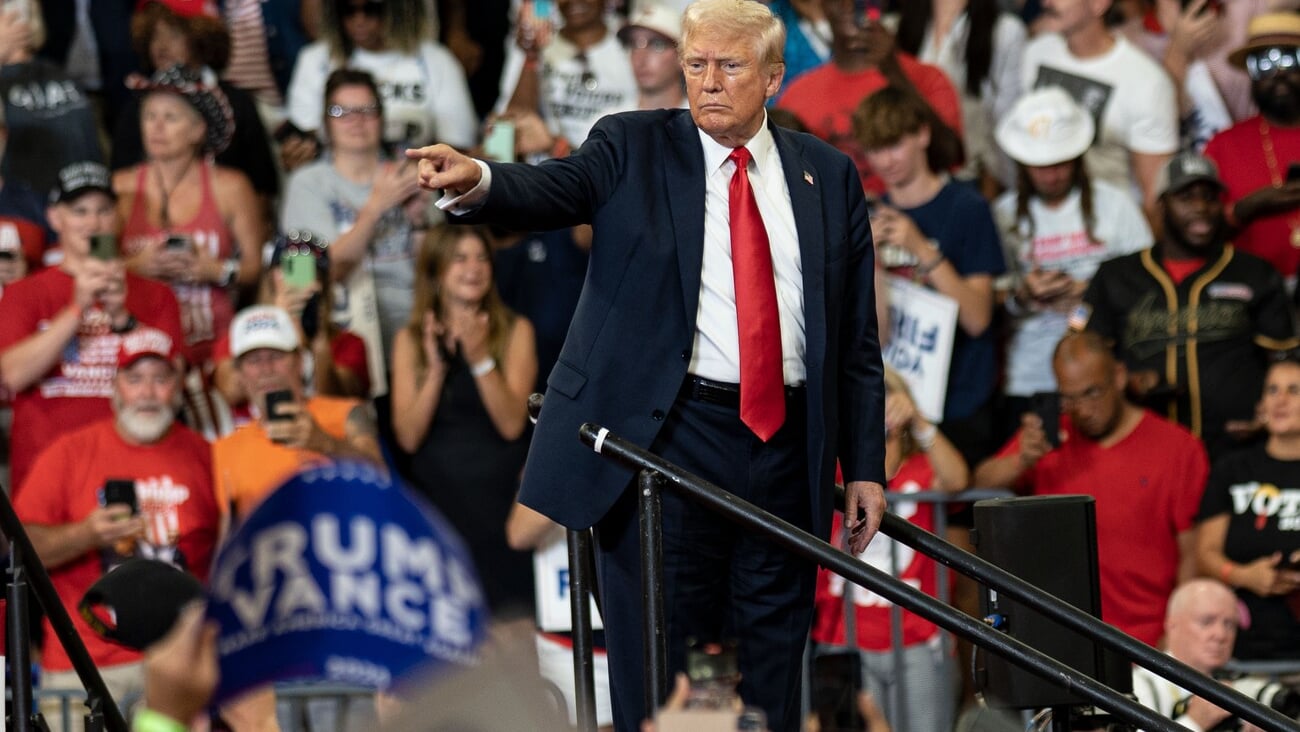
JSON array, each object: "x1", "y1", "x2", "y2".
[{"x1": 212, "y1": 395, "x2": 358, "y2": 518}]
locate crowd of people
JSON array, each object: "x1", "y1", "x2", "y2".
[{"x1": 1, "y1": 0, "x2": 1300, "y2": 730}]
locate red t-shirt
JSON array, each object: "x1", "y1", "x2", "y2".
[
  {"x1": 812, "y1": 454, "x2": 943, "y2": 650},
  {"x1": 13, "y1": 419, "x2": 220, "y2": 671},
  {"x1": 994, "y1": 411, "x2": 1207, "y2": 645},
  {"x1": 776, "y1": 53, "x2": 964, "y2": 195},
  {"x1": 0, "y1": 267, "x2": 184, "y2": 496},
  {"x1": 1204, "y1": 117, "x2": 1300, "y2": 279}
]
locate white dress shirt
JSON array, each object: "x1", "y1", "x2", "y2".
[
  {"x1": 437, "y1": 114, "x2": 808, "y2": 385},
  {"x1": 689, "y1": 116, "x2": 806, "y2": 386}
]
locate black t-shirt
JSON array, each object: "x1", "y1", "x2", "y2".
[
  {"x1": 0, "y1": 59, "x2": 104, "y2": 199},
  {"x1": 1199, "y1": 444, "x2": 1300, "y2": 659}
]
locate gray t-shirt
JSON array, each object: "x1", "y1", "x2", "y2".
[{"x1": 280, "y1": 158, "x2": 417, "y2": 375}]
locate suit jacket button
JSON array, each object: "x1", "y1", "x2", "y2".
[
  {"x1": 680, "y1": 350, "x2": 689, "y2": 361},
  {"x1": 651, "y1": 410, "x2": 665, "y2": 421}
]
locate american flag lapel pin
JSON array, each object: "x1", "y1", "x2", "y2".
[{"x1": 803, "y1": 171, "x2": 814, "y2": 186}]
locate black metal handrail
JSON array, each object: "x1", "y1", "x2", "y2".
[
  {"x1": 574, "y1": 422, "x2": 1298, "y2": 732},
  {"x1": 0, "y1": 485, "x2": 127, "y2": 732}
]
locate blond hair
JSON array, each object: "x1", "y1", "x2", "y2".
[{"x1": 680, "y1": 0, "x2": 785, "y2": 69}]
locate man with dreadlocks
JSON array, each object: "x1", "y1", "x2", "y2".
[{"x1": 991, "y1": 87, "x2": 1150, "y2": 431}]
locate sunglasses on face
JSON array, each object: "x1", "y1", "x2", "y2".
[
  {"x1": 343, "y1": 1, "x2": 383, "y2": 18},
  {"x1": 327, "y1": 104, "x2": 381, "y2": 119},
  {"x1": 1246, "y1": 46, "x2": 1300, "y2": 81}
]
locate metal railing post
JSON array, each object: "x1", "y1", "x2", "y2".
[
  {"x1": 638, "y1": 469, "x2": 667, "y2": 713},
  {"x1": 8, "y1": 542, "x2": 36, "y2": 732},
  {"x1": 580, "y1": 422, "x2": 1297, "y2": 732},
  {"x1": 0, "y1": 488, "x2": 127, "y2": 732},
  {"x1": 566, "y1": 528, "x2": 598, "y2": 732}
]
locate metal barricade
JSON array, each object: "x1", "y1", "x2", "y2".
[{"x1": 560, "y1": 422, "x2": 1298, "y2": 732}]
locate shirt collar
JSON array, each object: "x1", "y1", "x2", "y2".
[{"x1": 698, "y1": 110, "x2": 777, "y2": 177}]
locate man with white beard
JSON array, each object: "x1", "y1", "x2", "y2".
[{"x1": 15, "y1": 326, "x2": 221, "y2": 732}]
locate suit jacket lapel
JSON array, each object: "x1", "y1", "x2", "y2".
[
  {"x1": 666, "y1": 112, "x2": 708, "y2": 325},
  {"x1": 774, "y1": 125, "x2": 827, "y2": 382}
]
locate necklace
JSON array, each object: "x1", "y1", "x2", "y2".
[
  {"x1": 1258, "y1": 119, "x2": 1300, "y2": 249},
  {"x1": 154, "y1": 156, "x2": 196, "y2": 231}
]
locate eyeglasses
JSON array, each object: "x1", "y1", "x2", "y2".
[
  {"x1": 327, "y1": 104, "x2": 380, "y2": 120},
  {"x1": 622, "y1": 36, "x2": 676, "y2": 54},
  {"x1": 1246, "y1": 46, "x2": 1300, "y2": 81},
  {"x1": 343, "y1": 1, "x2": 383, "y2": 18}
]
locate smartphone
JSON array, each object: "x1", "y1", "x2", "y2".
[
  {"x1": 1279, "y1": 551, "x2": 1300, "y2": 572},
  {"x1": 0, "y1": 250, "x2": 16, "y2": 262},
  {"x1": 281, "y1": 252, "x2": 317, "y2": 288},
  {"x1": 102, "y1": 479, "x2": 138, "y2": 515},
  {"x1": 89, "y1": 233, "x2": 118, "y2": 261},
  {"x1": 1030, "y1": 391, "x2": 1062, "y2": 449},
  {"x1": 483, "y1": 119, "x2": 516, "y2": 163},
  {"x1": 812, "y1": 651, "x2": 865, "y2": 732},
  {"x1": 264, "y1": 388, "x2": 295, "y2": 425},
  {"x1": 533, "y1": 0, "x2": 553, "y2": 23},
  {"x1": 165, "y1": 234, "x2": 192, "y2": 251},
  {"x1": 1288, "y1": 162, "x2": 1300, "y2": 184},
  {"x1": 686, "y1": 639, "x2": 740, "y2": 710}
]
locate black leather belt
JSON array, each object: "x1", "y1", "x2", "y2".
[{"x1": 679, "y1": 375, "x2": 805, "y2": 409}]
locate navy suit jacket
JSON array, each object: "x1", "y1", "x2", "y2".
[{"x1": 462, "y1": 108, "x2": 885, "y2": 540}]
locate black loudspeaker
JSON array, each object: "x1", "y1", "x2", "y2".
[{"x1": 971, "y1": 495, "x2": 1132, "y2": 709}]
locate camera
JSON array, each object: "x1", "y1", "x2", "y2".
[{"x1": 1206, "y1": 676, "x2": 1300, "y2": 731}]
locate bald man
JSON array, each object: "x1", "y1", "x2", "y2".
[
  {"x1": 1132, "y1": 579, "x2": 1241, "y2": 731},
  {"x1": 974, "y1": 332, "x2": 1209, "y2": 646}
]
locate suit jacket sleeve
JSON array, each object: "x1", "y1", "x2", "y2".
[
  {"x1": 457, "y1": 116, "x2": 627, "y2": 231},
  {"x1": 835, "y1": 155, "x2": 886, "y2": 486}
]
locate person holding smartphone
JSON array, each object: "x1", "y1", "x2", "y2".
[
  {"x1": 281, "y1": 68, "x2": 430, "y2": 399},
  {"x1": 210, "y1": 231, "x2": 371, "y2": 428},
  {"x1": 974, "y1": 331, "x2": 1210, "y2": 647},
  {"x1": 13, "y1": 326, "x2": 220, "y2": 732},
  {"x1": 1195, "y1": 355, "x2": 1300, "y2": 661},
  {"x1": 211, "y1": 303, "x2": 383, "y2": 730},
  {"x1": 0, "y1": 161, "x2": 183, "y2": 496},
  {"x1": 993, "y1": 88, "x2": 1151, "y2": 432},
  {"x1": 115, "y1": 64, "x2": 266, "y2": 371}
]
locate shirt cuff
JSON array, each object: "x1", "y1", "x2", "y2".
[{"x1": 435, "y1": 159, "x2": 492, "y2": 215}]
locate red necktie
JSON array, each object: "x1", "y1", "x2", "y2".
[{"x1": 728, "y1": 146, "x2": 785, "y2": 441}]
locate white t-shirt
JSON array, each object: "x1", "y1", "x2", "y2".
[
  {"x1": 1021, "y1": 33, "x2": 1178, "y2": 192},
  {"x1": 287, "y1": 41, "x2": 478, "y2": 149},
  {"x1": 994, "y1": 179, "x2": 1152, "y2": 396},
  {"x1": 497, "y1": 32, "x2": 637, "y2": 146},
  {"x1": 280, "y1": 158, "x2": 420, "y2": 385}
]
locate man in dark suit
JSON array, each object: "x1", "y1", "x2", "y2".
[{"x1": 408, "y1": 1, "x2": 886, "y2": 729}]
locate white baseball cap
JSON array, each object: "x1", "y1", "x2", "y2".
[
  {"x1": 995, "y1": 87, "x2": 1095, "y2": 167},
  {"x1": 230, "y1": 305, "x2": 299, "y2": 359},
  {"x1": 618, "y1": 4, "x2": 682, "y2": 45}
]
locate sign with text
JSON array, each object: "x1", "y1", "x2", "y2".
[
  {"x1": 882, "y1": 276, "x2": 958, "y2": 422},
  {"x1": 207, "y1": 461, "x2": 487, "y2": 704}
]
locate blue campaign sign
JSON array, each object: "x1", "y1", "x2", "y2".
[{"x1": 206, "y1": 461, "x2": 487, "y2": 704}]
